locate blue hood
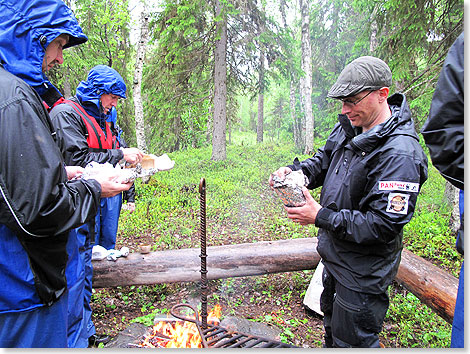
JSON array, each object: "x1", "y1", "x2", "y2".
[
  {"x1": 0, "y1": 0, "x2": 87, "y2": 96},
  {"x1": 76, "y1": 65, "x2": 127, "y2": 121}
]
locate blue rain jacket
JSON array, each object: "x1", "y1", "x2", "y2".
[{"x1": 0, "y1": 0, "x2": 87, "y2": 98}]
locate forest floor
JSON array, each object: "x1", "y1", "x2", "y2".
[
  {"x1": 91, "y1": 211, "x2": 407, "y2": 348},
  {"x1": 89, "y1": 143, "x2": 456, "y2": 348}
]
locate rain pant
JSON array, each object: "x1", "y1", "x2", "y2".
[
  {"x1": 451, "y1": 189, "x2": 464, "y2": 348},
  {"x1": 0, "y1": 284, "x2": 69, "y2": 348},
  {"x1": 95, "y1": 194, "x2": 123, "y2": 250},
  {"x1": 65, "y1": 228, "x2": 87, "y2": 348}
]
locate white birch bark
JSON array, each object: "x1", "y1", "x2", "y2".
[
  {"x1": 256, "y1": 1, "x2": 265, "y2": 144},
  {"x1": 211, "y1": 0, "x2": 228, "y2": 161},
  {"x1": 370, "y1": 7, "x2": 379, "y2": 53},
  {"x1": 133, "y1": 10, "x2": 150, "y2": 152},
  {"x1": 299, "y1": 0, "x2": 314, "y2": 154},
  {"x1": 257, "y1": 52, "x2": 264, "y2": 143},
  {"x1": 290, "y1": 81, "x2": 301, "y2": 150},
  {"x1": 63, "y1": 66, "x2": 72, "y2": 98}
]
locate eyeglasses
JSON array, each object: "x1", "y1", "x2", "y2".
[{"x1": 339, "y1": 90, "x2": 374, "y2": 106}]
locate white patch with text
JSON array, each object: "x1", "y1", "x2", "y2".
[{"x1": 379, "y1": 181, "x2": 419, "y2": 193}]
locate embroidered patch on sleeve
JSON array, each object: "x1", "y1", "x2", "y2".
[
  {"x1": 379, "y1": 181, "x2": 419, "y2": 192},
  {"x1": 386, "y1": 193, "x2": 410, "y2": 215}
]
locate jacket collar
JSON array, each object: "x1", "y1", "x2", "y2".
[{"x1": 339, "y1": 93, "x2": 418, "y2": 153}]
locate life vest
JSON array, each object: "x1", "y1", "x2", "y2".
[
  {"x1": 42, "y1": 94, "x2": 66, "y2": 112},
  {"x1": 63, "y1": 100, "x2": 119, "y2": 151}
]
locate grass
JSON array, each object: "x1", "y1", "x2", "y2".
[{"x1": 105, "y1": 131, "x2": 461, "y2": 348}]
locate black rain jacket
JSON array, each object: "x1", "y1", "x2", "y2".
[
  {"x1": 421, "y1": 32, "x2": 464, "y2": 191},
  {"x1": 289, "y1": 93, "x2": 428, "y2": 294},
  {"x1": 0, "y1": 66, "x2": 101, "y2": 307},
  {"x1": 49, "y1": 96, "x2": 124, "y2": 168},
  {"x1": 421, "y1": 32, "x2": 464, "y2": 255}
]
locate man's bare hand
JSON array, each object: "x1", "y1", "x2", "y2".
[
  {"x1": 285, "y1": 187, "x2": 322, "y2": 225},
  {"x1": 92, "y1": 172, "x2": 132, "y2": 198},
  {"x1": 122, "y1": 147, "x2": 144, "y2": 165},
  {"x1": 65, "y1": 166, "x2": 84, "y2": 180},
  {"x1": 268, "y1": 167, "x2": 293, "y2": 188}
]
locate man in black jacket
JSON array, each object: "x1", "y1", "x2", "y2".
[
  {"x1": 270, "y1": 56, "x2": 428, "y2": 347},
  {"x1": 421, "y1": 32, "x2": 464, "y2": 348}
]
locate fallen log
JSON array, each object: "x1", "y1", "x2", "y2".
[
  {"x1": 93, "y1": 238, "x2": 320, "y2": 287},
  {"x1": 396, "y1": 248, "x2": 458, "y2": 324},
  {"x1": 92, "y1": 238, "x2": 458, "y2": 324}
]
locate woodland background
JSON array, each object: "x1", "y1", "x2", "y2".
[
  {"x1": 54, "y1": 0, "x2": 464, "y2": 158},
  {"x1": 51, "y1": 0, "x2": 465, "y2": 348}
]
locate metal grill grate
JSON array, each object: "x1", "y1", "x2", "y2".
[
  {"x1": 170, "y1": 303, "x2": 297, "y2": 348},
  {"x1": 202, "y1": 324, "x2": 297, "y2": 348}
]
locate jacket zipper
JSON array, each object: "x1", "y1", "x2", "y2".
[{"x1": 0, "y1": 184, "x2": 41, "y2": 237}]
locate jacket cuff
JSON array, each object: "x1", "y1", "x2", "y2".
[
  {"x1": 117, "y1": 148, "x2": 125, "y2": 160},
  {"x1": 315, "y1": 207, "x2": 334, "y2": 229},
  {"x1": 287, "y1": 157, "x2": 302, "y2": 172}
]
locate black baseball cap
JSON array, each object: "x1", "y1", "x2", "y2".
[{"x1": 328, "y1": 56, "x2": 392, "y2": 99}]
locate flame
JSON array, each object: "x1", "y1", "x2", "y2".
[{"x1": 139, "y1": 305, "x2": 222, "y2": 348}]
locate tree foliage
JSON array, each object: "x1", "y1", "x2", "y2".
[
  {"x1": 370, "y1": 0, "x2": 463, "y2": 128},
  {"x1": 51, "y1": 0, "x2": 136, "y2": 143},
  {"x1": 49, "y1": 0, "x2": 463, "y2": 153}
]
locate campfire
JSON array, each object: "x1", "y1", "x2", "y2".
[{"x1": 138, "y1": 305, "x2": 222, "y2": 348}]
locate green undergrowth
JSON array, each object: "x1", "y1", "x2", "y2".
[
  {"x1": 403, "y1": 164, "x2": 462, "y2": 276},
  {"x1": 383, "y1": 289, "x2": 451, "y2": 348},
  {"x1": 114, "y1": 131, "x2": 459, "y2": 348}
]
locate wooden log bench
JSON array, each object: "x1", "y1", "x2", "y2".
[{"x1": 92, "y1": 237, "x2": 458, "y2": 324}]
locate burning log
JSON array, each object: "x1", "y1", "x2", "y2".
[{"x1": 92, "y1": 237, "x2": 458, "y2": 324}]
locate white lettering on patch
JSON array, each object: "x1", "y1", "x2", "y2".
[
  {"x1": 386, "y1": 193, "x2": 410, "y2": 215},
  {"x1": 379, "y1": 181, "x2": 419, "y2": 192}
]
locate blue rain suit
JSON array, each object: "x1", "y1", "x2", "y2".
[
  {"x1": 0, "y1": 0, "x2": 99, "y2": 348},
  {"x1": 49, "y1": 65, "x2": 127, "y2": 347}
]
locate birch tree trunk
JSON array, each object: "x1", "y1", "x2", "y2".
[
  {"x1": 299, "y1": 0, "x2": 314, "y2": 154},
  {"x1": 369, "y1": 7, "x2": 379, "y2": 53},
  {"x1": 257, "y1": 51, "x2": 264, "y2": 144},
  {"x1": 281, "y1": 1, "x2": 300, "y2": 151},
  {"x1": 63, "y1": 66, "x2": 72, "y2": 98},
  {"x1": 211, "y1": 0, "x2": 228, "y2": 161},
  {"x1": 444, "y1": 181, "x2": 461, "y2": 233},
  {"x1": 290, "y1": 82, "x2": 301, "y2": 151},
  {"x1": 256, "y1": 1, "x2": 265, "y2": 144},
  {"x1": 133, "y1": 10, "x2": 150, "y2": 152}
]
